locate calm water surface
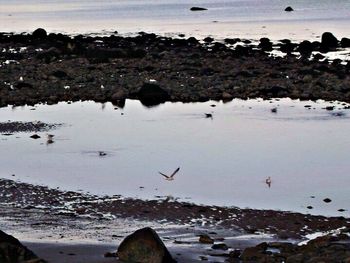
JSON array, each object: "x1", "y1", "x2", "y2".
[
  {"x1": 0, "y1": 0, "x2": 350, "y2": 40},
  {"x1": 0, "y1": 98, "x2": 349, "y2": 217}
]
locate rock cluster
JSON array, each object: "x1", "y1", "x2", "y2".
[
  {"x1": 0, "y1": 29, "x2": 349, "y2": 108},
  {"x1": 233, "y1": 230, "x2": 350, "y2": 263}
]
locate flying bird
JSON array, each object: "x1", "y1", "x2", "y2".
[{"x1": 159, "y1": 167, "x2": 180, "y2": 181}]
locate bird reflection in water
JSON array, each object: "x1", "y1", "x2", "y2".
[{"x1": 265, "y1": 176, "x2": 272, "y2": 188}]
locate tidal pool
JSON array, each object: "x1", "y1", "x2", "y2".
[{"x1": 0, "y1": 98, "x2": 349, "y2": 217}]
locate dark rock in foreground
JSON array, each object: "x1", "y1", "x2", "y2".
[
  {"x1": 285, "y1": 6, "x2": 294, "y2": 12},
  {"x1": 117, "y1": 227, "x2": 176, "y2": 263},
  {"x1": 190, "y1": 7, "x2": 207, "y2": 11},
  {"x1": 0, "y1": 230, "x2": 46, "y2": 263}
]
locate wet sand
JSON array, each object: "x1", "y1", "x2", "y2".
[{"x1": 1, "y1": 178, "x2": 350, "y2": 262}]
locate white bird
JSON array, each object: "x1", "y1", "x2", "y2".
[{"x1": 159, "y1": 167, "x2": 180, "y2": 181}]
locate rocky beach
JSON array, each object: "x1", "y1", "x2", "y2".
[
  {"x1": 0, "y1": 24, "x2": 349, "y2": 262},
  {"x1": 1, "y1": 0, "x2": 350, "y2": 260},
  {"x1": 0, "y1": 29, "x2": 350, "y2": 108}
]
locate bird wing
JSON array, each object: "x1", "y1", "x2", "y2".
[
  {"x1": 159, "y1": 172, "x2": 170, "y2": 179},
  {"x1": 170, "y1": 167, "x2": 180, "y2": 178}
]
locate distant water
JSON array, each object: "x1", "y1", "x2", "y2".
[
  {"x1": 1, "y1": 99, "x2": 350, "y2": 217},
  {"x1": 0, "y1": 0, "x2": 350, "y2": 40}
]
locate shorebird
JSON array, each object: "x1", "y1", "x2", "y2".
[
  {"x1": 159, "y1": 167, "x2": 180, "y2": 181},
  {"x1": 265, "y1": 176, "x2": 272, "y2": 188}
]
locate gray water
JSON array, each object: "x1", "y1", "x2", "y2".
[
  {"x1": 0, "y1": 0, "x2": 350, "y2": 40},
  {"x1": 1, "y1": 98, "x2": 349, "y2": 217}
]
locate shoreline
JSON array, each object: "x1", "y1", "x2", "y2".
[
  {"x1": 1, "y1": 29, "x2": 350, "y2": 108},
  {"x1": 1, "y1": 178, "x2": 350, "y2": 262},
  {"x1": 1, "y1": 178, "x2": 349, "y2": 240},
  {"x1": 1, "y1": 29, "x2": 350, "y2": 262}
]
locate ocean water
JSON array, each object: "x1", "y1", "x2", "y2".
[
  {"x1": 0, "y1": 0, "x2": 350, "y2": 40},
  {"x1": 1, "y1": 99, "x2": 350, "y2": 216}
]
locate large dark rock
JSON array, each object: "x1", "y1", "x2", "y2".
[
  {"x1": 117, "y1": 227, "x2": 176, "y2": 263},
  {"x1": 298, "y1": 40, "x2": 314, "y2": 56},
  {"x1": 0, "y1": 230, "x2": 45, "y2": 263},
  {"x1": 258, "y1": 38, "x2": 273, "y2": 51},
  {"x1": 279, "y1": 41, "x2": 297, "y2": 54},
  {"x1": 340, "y1": 37, "x2": 350, "y2": 48},
  {"x1": 32, "y1": 28, "x2": 47, "y2": 39},
  {"x1": 136, "y1": 83, "x2": 170, "y2": 106},
  {"x1": 321, "y1": 32, "x2": 338, "y2": 51}
]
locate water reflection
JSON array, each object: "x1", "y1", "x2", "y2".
[{"x1": 0, "y1": 98, "x2": 349, "y2": 216}]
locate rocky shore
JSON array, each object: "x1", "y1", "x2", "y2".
[
  {"x1": 0, "y1": 29, "x2": 349, "y2": 108},
  {"x1": 1, "y1": 29, "x2": 350, "y2": 262},
  {"x1": 1, "y1": 178, "x2": 350, "y2": 262}
]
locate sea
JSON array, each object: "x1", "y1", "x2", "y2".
[
  {"x1": 0, "y1": 0, "x2": 350, "y2": 40},
  {"x1": 1, "y1": 99, "x2": 350, "y2": 217}
]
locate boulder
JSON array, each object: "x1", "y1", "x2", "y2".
[
  {"x1": 285, "y1": 6, "x2": 294, "y2": 12},
  {"x1": 224, "y1": 38, "x2": 240, "y2": 45},
  {"x1": 340, "y1": 37, "x2": 350, "y2": 48},
  {"x1": 117, "y1": 227, "x2": 176, "y2": 263},
  {"x1": 32, "y1": 28, "x2": 47, "y2": 39},
  {"x1": 258, "y1": 38, "x2": 273, "y2": 51},
  {"x1": 321, "y1": 32, "x2": 338, "y2": 51},
  {"x1": 190, "y1": 7, "x2": 207, "y2": 11},
  {"x1": 203, "y1": 37, "x2": 214, "y2": 43},
  {"x1": 0, "y1": 230, "x2": 45, "y2": 263},
  {"x1": 136, "y1": 83, "x2": 170, "y2": 106},
  {"x1": 298, "y1": 40, "x2": 313, "y2": 56},
  {"x1": 279, "y1": 42, "x2": 297, "y2": 54}
]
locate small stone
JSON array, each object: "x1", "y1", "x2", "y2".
[
  {"x1": 285, "y1": 6, "x2": 294, "y2": 12},
  {"x1": 323, "y1": 198, "x2": 332, "y2": 203},
  {"x1": 199, "y1": 234, "x2": 214, "y2": 244},
  {"x1": 104, "y1": 252, "x2": 117, "y2": 258},
  {"x1": 211, "y1": 243, "x2": 229, "y2": 250},
  {"x1": 222, "y1": 92, "x2": 233, "y2": 101},
  {"x1": 30, "y1": 134, "x2": 41, "y2": 139}
]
